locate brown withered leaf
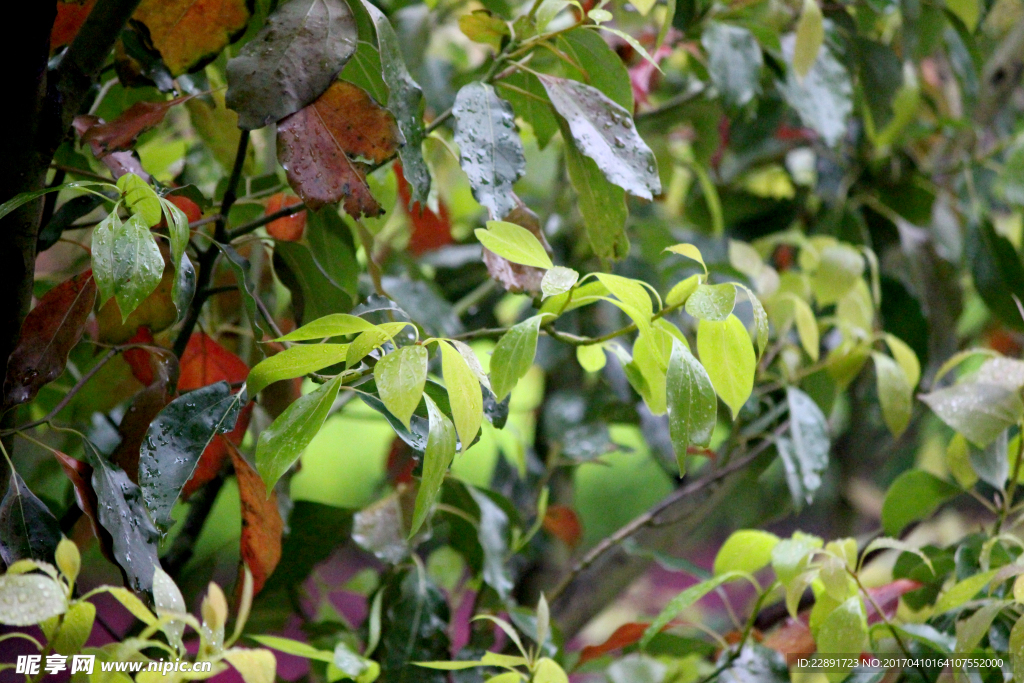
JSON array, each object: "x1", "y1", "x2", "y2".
[
  {"x1": 228, "y1": 442, "x2": 283, "y2": 595},
  {"x1": 72, "y1": 115, "x2": 151, "y2": 180},
  {"x1": 133, "y1": 0, "x2": 251, "y2": 76},
  {"x1": 83, "y1": 96, "x2": 194, "y2": 156},
  {"x1": 482, "y1": 195, "x2": 551, "y2": 295},
  {"x1": 277, "y1": 80, "x2": 399, "y2": 217},
  {"x1": 4, "y1": 272, "x2": 97, "y2": 409}
]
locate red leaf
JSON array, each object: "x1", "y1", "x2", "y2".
[
  {"x1": 4, "y1": 271, "x2": 96, "y2": 409},
  {"x1": 182, "y1": 402, "x2": 253, "y2": 498},
  {"x1": 396, "y1": 162, "x2": 453, "y2": 255},
  {"x1": 543, "y1": 505, "x2": 583, "y2": 547},
  {"x1": 761, "y1": 618, "x2": 815, "y2": 666},
  {"x1": 385, "y1": 437, "x2": 416, "y2": 486},
  {"x1": 82, "y1": 96, "x2": 195, "y2": 157},
  {"x1": 165, "y1": 195, "x2": 203, "y2": 224},
  {"x1": 178, "y1": 333, "x2": 249, "y2": 392},
  {"x1": 578, "y1": 622, "x2": 650, "y2": 664},
  {"x1": 277, "y1": 81, "x2": 399, "y2": 216},
  {"x1": 229, "y1": 441, "x2": 283, "y2": 595},
  {"x1": 265, "y1": 193, "x2": 307, "y2": 242},
  {"x1": 123, "y1": 327, "x2": 157, "y2": 386},
  {"x1": 51, "y1": 0, "x2": 97, "y2": 51},
  {"x1": 51, "y1": 450, "x2": 108, "y2": 557},
  {"x1": 628, "y1": 43, "x2": 673, "y2": 108}
]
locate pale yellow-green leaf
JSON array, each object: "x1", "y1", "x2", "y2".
[
  {"x1": 872, "y1": 352, "x2": 912, "y2": 438},
  {"x1": 728, "y1": 239, "x2": 764, "y2": 279},
  {"x1": 790, "y1": 295, "x2": 819, "y2": 361},
  {"x1": 223, "y1": 648, "x2": 277, "y2": 683},
  {"x1": 374, "y1": 345, "x2": 428, "y2": 429},
  {"x1": 666, "y1": 274, "x2": 700, "y2": 307},
  {"x1": 533, "y1": 658, "x2": 568, "y2": 683},
  {"x1": 476, "y1": 221, "x2": 552, "y2": 269},
  {"x1": 884, "y1": 333, "x2": 921, "y2": 389},
  {"x1": 541, "y1": 266, "x2": 579, "y2": 299},
  {"x1": 51, "y1": 601, "x2": 95, "y2": 656},
  {"x1": 577, "y1": 344, "x2": 607, "y2": 372},
  {"x1": 714, "y1": 530, "x2": 780, "y2": 575},
  {"x1": 277, "y1": 314, "x2": 380, "y2": 342},
  {"x1": 665, "y1": 243, "x2": 707, "y2": 274},
  {"x1": 440, "y1": 340, "x2": 483, "y2": 449},
  {"x1": 55, "y1": 537, "x2": 81, "y2": 584},
  {"x1": 697, "y1": 315, "x2": 755, "y2": 418},
  {"x1": 410, "y1": 396, "x2": 457, "y2": 536},
  {"x1": 935, "y1": 569, "x2": 999, "y2": 613},
  {"x1": 793, "y1": 0, "x2": 824, "y2": 80},
  {"x1": 947, "y1": 433, "x2": 978, "y2": 489}
]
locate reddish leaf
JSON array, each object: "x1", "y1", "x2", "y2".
[
  {"x1": 628, "y1": 43, "x2": 672, "y2": 108},
  {"x1": 265, "y1": 193, "x2": 307, "y2": 242},
  {"x1": 51, "y1": 450, "x2": 107, "y2": 554},
  {"x1": 228, "y1": 441, "x2": 283, "y2": 595},
  {"x1": 51, "y1": 0, "x2": 97, "y2": 51},
  {"x1": 182, "y1": 402, "x2": 253, "y2": 498},
  {"x1": 277, "y1": 81, "x2": 399, "y2": 216},
  {"x1": 82, "y1": 96, "x2": 194, "y2": 157},
  {"x1": 133, "y1": 0, "x2": 252, "y2": 76},
  {"x1": 481, "y1": 197, "x2": 550, "y2": 294},
  {"x1": 578, "y1": 622, "x2": 650, "y2": 664},
  {"x1": 72, "y1": 115, "x2": 152, "y2": 180},
  {"x1": 385, "y1": 437, "x2": 416, "y2": 486},
  {"x1": 761, "y1": 618, "x2": 815, "y2": 666},
  {"x1": 543, "y1": 504, "x2": 582, "y2": 547},
  {"x1": 165, "y1": 194, "x2": 203, "y2": 224},
  {"x1": 123, "y1": 327, "x2": 157, "y2": 386},
  {"x1": 178, "y1": 333, "x2": 249, "y2": 392},
  {"x1": 396, "y1": 162, "x2": 453, "y2": 255},
  {"x1": 4, "y1": 271, "x2": 96, "y2": 409}
]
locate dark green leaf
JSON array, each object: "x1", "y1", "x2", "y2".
[
  {"x1": 410, "y1": 396, "x2": 457, "y2": 536},
  {"x1": 306, "y1": 208, "x2": 360, "y2": 298},
  {"x1": 777, "y1": 38, "x2": 852, "y2": 146},
  {"x1": 561, "y1": 122, "x2": 629, "y2": 260},
  {"x1": 666, "y1": 339, "x2": 717, "y2": 475},
  {"x1": 540, "y1": 75, "x2": 661, "y2": 199},
  {"x1": 558, "y1": 28, "x2": 633, "y2": 110},
  {"x1": 138, "y1": 382, "x2": 245, "y2": 530},
  {"x1": 226, "y1": 0, "x2": 358, "y2": 129},
  {"x1": 881, "y1": 470, "x2": 960, "y2": 535},
  {"x1": 377, "y1": 569, "x2": 451, "y2": 683},
  {"x1": 453, "y1": 82, "x2": 526, "y2": 220},
  {"x1": 966, "y1": 220, "x2": 1024, "y2": 331},
  {"x1": 499, "y1": 72, "x2": 558, "y2": 148},
  {"x1": 465, "y1": 485, "x2": 512, "y2": 599},
  {"x1": 273, "y1": 241, "x2": 353, "y2": 325},
  {"x1": 38, "y1": 194, "x2": 105, "y2": 252},
  {"x1": 341, "y1": 38, "x2": 388, "y2": 104},
  {"x1": 261, "y1": 501, "x2": 352, "y2": 593},
  {"x1": 701, "y1": 22, "x2": 763, "y2": 107},
  {"x1": 0, "y1": 471, "x2": 60, "y2": 565},
  {"x1": 220, "y1": 245, "x2": 271, "y2": 351},
  {"x1": 0, "y1": 181, "x2": 112, "y2": 223}
]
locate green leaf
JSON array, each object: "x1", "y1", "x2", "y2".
[
  {"x1": 453, "y1": 83, "x2": 525, "y2": 220},
  {"x1": 159, "y1": 197, "x2": 189, "y2": 273},
  {"x1": 696, "y1": 315, "x2": 755, "y2": 418},
  {"x1": 0, "y1": 181, "x2": 112, "y2": 223},
  {"x1": 273, "y1": 241, "x2": 353, "y2": 325},
  {"x1": 51, "y1": 600, "x2": 95, "y2": 655},
  {"x1": 665, "y1": 243, "x2": 707, "y2": 273},
  {"x1": 92, "y1": 213, "x2": 165, "y2": 322},
  {"x1": 947, "y1": 0, "x2": 980, "y2": 31},
  {"x1": 684, "y1": 283, "x2": 736, "y2": 321},
  {"x1": 541, "y1": 266, "x2": 579, "y2": 299},
  {"x1": 490, "y1": 315, "x2": 544, "y2": 401},
  {"x1": 561, "y1": 125, "x2": 629, "y2": 260},
  {"x1": 410, "y1": 396, "x2": 458, "y2": 537},
  {"x1": 640, "y1": 572, "x2": 749, "y2": 648},
  {"x1": 459, "y1": 11, "x2": 509, "y2": 49},
  {"x1": 539, "y1": 74, "x2": 660, "y2": 199},
  {"x1": 782, "y1": 387, "x2": 830, "y2": 509},
  {"x1": 872, "y1": 352, "x2": 912, "y2": 437},
  {"x1": 440, "y1": 341, "x2": 483, "y2": 449},
  {"x1": 499, "y1": 72, "x2": 559, "y2": 149},
  {"x1": 557, "y1": 28, "x2": 633, "y2": 111},
  {"x1": 465, "y1": 485, "x2": 513, "y2": 599},
  {"x1": 632, "y1": 328, "x2": 671, "y2": 413},
  {"x1": 810, "y1": 244, "x2": 864, "y2": 305},
  {"x1": 919, "y1": 381, "x2": 1024, "y2": 448},
  {"x1": 884, "y1": 334, "x2": 921, "y2": 389},
  {"x1": 967, "y1": 221, "x2": 1024, "y2": 331},
  {"x1": 1011, "y1": 613, "x2": 1024, "y2": 681},
  {"x1": 377, "y1": 569, "x2": 450, "y2": 683},
  {"x1": 248, "y1": 344, "x2": 350, "y2": 396},
  {"x1": 666, "y1": 338, "x2": 717, "y2": 475},
  {"x1": 595, "y1": 273, "x2": 654, "y2": 319},
  {"x1": 934, "y1": 569, "x2": 999, "y2": 613},
  {"x1": 533, "y1": 659, "x2": 568, "y2": 683},
  {"x1": 358, "y1": 0, "x2": 430, "y2": 204},
  {"x1": 117, "y1": 174, "x2": 162, "y2": 227},
  {"x1": 256, "y1": 376, "x2": 343, "y2": 494},
  {"x1": 138, "y1": 382, "x2": 244, "y2": 530},
  {"x1": 816, "y1": 596, "x2": 867, "y2": 682},
  {"x1": 221, "y1": 245, "x2": 272, "y2": 350},
  {"x1": 152, "y1": 568, "x2": 185, "y2": 651},
  {"x1": 476, "y1": 220, "x2": 552, "y2": 269},
  {"x1": 701, "y1": 22, "x2": 763, "y2": 107},
  {"x1": 666, "y1": 275, "x2": 700, "y2": 307},
  {"x1": 0, "y1": 574, "x2": 66, "y2": 626},
  {"x1": 278, "y1": 313, "x2": 380, "y2": 341},
  {"x1": 778, "y1": 37, "x2": 852, "y2": 147},
  {"x1": 577, "y1": 344, "x2": 607, "y2": 372},
  {"x1": 223, "y1": 648, "x2": 278, "y2": 683},
  {"x1": 226, "y1": 0, "x2": 357, "y2": 129},
  {"x1": 375, "y1": 345, "x2": 429, "y2": 429},
  {"x1": 307, "y1": 208, "x2": 360, "y2": 298},
  {"x1": 789, "y1": 295, "x2": 819, "y2": 361},
  {"x1": 714, "y1": 530, "x2": 780, "y2": 576},
  {"x1": 0, "y1": 471, "x2": 61, "y2": 565},
  {"x1": 348, "y1": 322, "x2": 410, "y2": 367},
  {"x1": 955, "y1": 600, "x2": 1006, "y2": 653},
  {"x1": 54, "y1": 537, "x2": 79, "y2": 583},
  {"x1": 792, "y1": 0, "x2": 824, "y2": 80},
  {"x1": 881, "y1": 470, "x2": 961, "y2": 535},
  {"x1": 251, "y1": 635, "x2": 335, "y2": 662}
]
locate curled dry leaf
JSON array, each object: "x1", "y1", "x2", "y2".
[
  {"x1": 82, "y1": 96, "x2": 195, "y2": 157},
  {"x1": 4, "y1": 271, "x2": 96, "y2": 409},
  {"x1": 228, "y1": 442, "x2": 283, "y2": 595},
  {"x1": 277, "y1": 80, "x2": 400, "y2": 216},
  {"x1": 481, "y1": 197, "x2": 551, "y2": 294},
  {"x1": 133, "y1": 0, "x2": 251, "y2": 76}
]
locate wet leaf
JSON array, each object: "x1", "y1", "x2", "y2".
[
  {"x1": 410, "y1": 396, "x2": 457, "y2": 536},
  {"x1": 920, "y1": 381, "x2": 1024, "y2": 448},
  {"x1": 541, "y1": 266, "x2": 579, "y2": 299},
  {"x1": 228, "y1": 442, "x2": 283, "y2": 595},
  {"x1": 702, "y1": 22, "x2": 762, "y2": 107},
  {"x1": 179, "y1": 332, "x2": 250, "y2": 391},
  {"x1": 378, "y1": 569, "x2": 450, "y2": 682},
  {"x1": 475, "y1": 220, "x2": 552, "y2": 269},
  {"x1": 138, "y1": 381, "x2": 245, "y2": 530},
  {"x1": 453, "y1": 82, "x2": 525, "y2": 219},
  {"x1": 256, "y1": 375, "x2": 342, "y2": 494},
  {"x1": 358, "y1": 0, "x2": 430, "y2": 205},
  {"x1": 92, "y1": 212, "x2": 165, "y2": 322},
  {"x1": 781, "y1": 387, "x2": 830, "y2": 509},
  {"x1": 84, "y1": 441, "x2": 162, "y2": 593},
  {"x1": 500, "y1": 72, "x2": 559, "y2": 148},
  {"x1": 109, "y1": 358, "x2": 177, "y2": 481},
  {"x1": 248, "y1": 343, "x2": 349, "y2": 396},
  {"x1": 223, "y1": 648, "x2": 277, "y2": 683},
  {"x1": 38, "y1": 193, "x2": 106, "y2": 252},
  {"x1": 0, "y1": 471, "x2": 61, "y2": 566},
  {"x1": 82, "y1": 96, "x2": 194, "y2": 156},
  {"x1": 666, "y1": 339, "x2": 717, "y2": 475},
  {"x1": 558, "y1": 28, "x2": 633, "y2": 111},
  {"x1": 684, "y1": 283, "x2": 737, "y2": 321},
  {"x1": 696, "y1": 315, "x2": 754, "y2": 418},
  {"x1": 134, "y1": 0, "x2": 251, "y2": 76},
  {"x1": 277, "y1": 80, "x2": 399, "y2": 215},
  {"x1": 96, "y1": 253, "x2": 177, "y2": 343},
  {"x1": 51, "y1": 451, "x2": 104, "y2": 547},
  {"x1": 561, "y1": 122, "x2": 629, "y2": 260},
  {"x1": 278, "y1": 313, "x2": 379, "y2": 341},
  {"x1": 226, "y1": 0, "x2": 357, "y2": 129},
  {"x1": 481, "y1": 196, "x2": 550, "y2": 294},
  {"x1": 778, "y1": 36, "x2": 852, "y2": 147},
  {"x1": 265, "y1": 193, "x2": 306, "y2": 242},
  {"x1": 4, "y1": 271, "x2": 96, "y2": 409},
  {"x1": 51, "y1": 600, "x2": 95, "y2": 655},
  {"x1": 539, "y1": 74, "x2": 660, "y2": 199},
  {"x1": 0, "y1": 574, "x2": 66, "y2": 626},
  {"x1": 490, "y1": 315, "x2": 544, "y2": 401},
  {"x1": 375, "y1": 345, "x2": 429, "y2": 429}
]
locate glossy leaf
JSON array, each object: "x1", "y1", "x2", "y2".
[
  {"x1": 138, "y1": 381, "x2": 244, "y2": 530},
  {"x1": 783, "y1": 387, "x2": 830, "y2": 508},
  {"x1": 92, "y1": 213, "x2": 165, "y2": 322},
  {"x1": 248, "y1": 344, "x2": 349, "y2": 396},
  {"x1": 684, "y1": 283, "x2": 736, "y2": 321},
  {"x1": 227, "y1": 0, "x2": 357, "y2": 129},
  {"x1": 3, "y1": 271, "x2": 96, "y2": 409},
  {"x1": 0, "y1": 471, "x2": 61, "y2": 566},
  {"x1": 500, "y1": 72, "x2": 559, "y2": 148},
  {"x1": 453, "y1": 83, "x2": 525, "y2": 219},
  {"x1": 872, "y1": 352, "x2": 912, "y2": 437},
  {"x1": 0, "y1": 181, "x2": 112, "y2": 223},
  {"x1": 440, "y1": 341, "x2": 483, "y2": 449},
  {"x1": 265, "y1": 193, "x2": 306, "y2": 241},
  {"x1": 229, "y1": 443, "x2": 283, "y2": 595},
  {"x1": 221, "y1": 245, "x2": 272, "y2": 347},
  {"x1": 410, "y1": 396, "x2": 457, "y2": 536},
  {"x1": 179, "y1": 332, "x2": 250, "y2": 391},
  {"x1": 0, "y1": 574, "x2": 66, "y2": 626},
  {"x1": 475, "y1": 220, "x2": 552, "y2": 269},
  {"x1": 777, "y1": 36, "x2": 852, "y2": 147},
  {"x1": 701, "y1": 22, "x2": 762, "y2": 107},
  {"x1": 539, "y1": 75, "x2": 660, "y2": 200},
  {"x1": 562, "y1": 123, "x2": 629, "y2": 260},
  {"x1": 696, "y1": 315, "x2": 754, "y2": 418},
  {"x1": 256, "y1": 375, "x2": 342, "y2": 494},
  {"x1": 920, "y1": 381, "x2": 1024, "y2": 448},
  {"x1": 881, "y1": 470, "x2": 960, "y2": 535},
  {"x1": 558, "y1": 28, "x2": 633, "y2": 110},
  {"x1": 375, "y1": 345, "x2": 429, "y2": 429},
  {"x1": 277, "y1": 80, "x2": 399, "y2": 215},
  {"x1": 279, "y1": 313, "x2": 380, "y2": 341},
  {"x1": 541, "y1": 266, "x2": 579, "y2": 299},
  {"x1": 134, "y1": 0, "x2": 251, "y2": 75},
  {"x1": 666, "y1": 338, "x2": 717, "y2": 475},
  {"x1": 490, "y1": 315, "x2": 544, "y2": 401}
]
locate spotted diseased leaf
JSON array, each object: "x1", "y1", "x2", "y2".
[
  {"x1": 278, "y1": 81, "x2": 400, "y2": 216},
  {"x1": 133, "y1": 0, "x2": 251, "y2": 76},
  {"x1": 228, "y1": 443, "x2": 283, "y2": 595},
  {"x1": 138, "y1": 381, "x2": 246, "y2": 530},
  {"x1": 0, "y1": 471, "x2": 61, "y2": 566},
  {"x1": 410, "y1": 396, "x2": 457, "y2": 537},
  {"x1": 453, "y1": 82, "x2": 525, "y2": 220},
  {"x1": 81, "y1": 96, "x2": 194, "y2": 157},
  {"x1": 539, "y1": 75, "x2": 660, "y2": 200},
  {"x1": 666, "y1": 339, "x2": 717, "y2": 475},
  {"x1": 51, "y1": 0, "x2": 96, "y2": 51},
  {"x1": 226, "y1": 0, "x2": 357, "y2": 129},
  {"x1": 92, "y1": 212, "x2": 165, "y2": 322},
  {"x1": 4, "y1": 271, "x2": 96, "y2": 409}
]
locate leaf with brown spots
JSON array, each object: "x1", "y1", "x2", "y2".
[
  {"x1": 133, "y1": 0, "x2": 251, "y2": 76},
  {"x1": 4, "y1": 271, "x2": 97, "y2": 409},
  {"x1": 51, "y1": 0, "x2": 96, "y2": 51},
  {"x1": 229, "y1": 442, "x2": 283, "y2": 595},
  {"x1": 277, "y1": 80, "x2": 399, "y2": 216},
  {"x1": 82, "y1": 96, "x2": 194, "y2": 157}
]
